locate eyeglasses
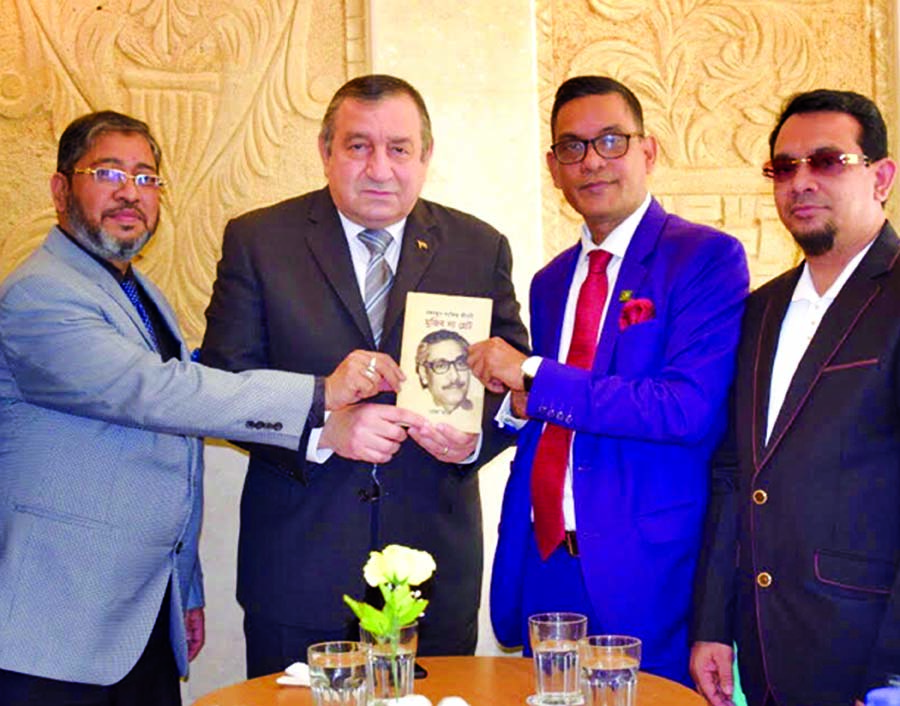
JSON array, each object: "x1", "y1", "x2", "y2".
[
  {"x1": 72, "y1": 167, "x2": 166, "y2": 189},
  {"x1": 422, "y1": 355, "x2": 469, "y2": 374},
  {"x1": 550, "y1": 133, "x2": 643, "y2": 164},
  {"x1": 762, "y1": 151, "x2": 870, "y2": 182}
]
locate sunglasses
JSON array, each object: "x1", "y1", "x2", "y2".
[{"x1": 762, "y1": 151, "x2": 870, "y2": 182}]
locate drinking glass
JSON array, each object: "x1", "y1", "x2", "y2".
[
  {"x1": 308, "y1": 641, "x2": 370, "y2": 706},
  {"x1": 527, "y1": 612, "x2": 588, "y2": 705},
  {"x1": 578, "y1": 635, "x2": 641, "y2": 706},
  {"x1": 359, "y1": 622, "x2": 418, "y2": 704}
]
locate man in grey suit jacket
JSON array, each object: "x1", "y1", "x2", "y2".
[
  {"x1": 201, "y1": 74, "x2": 528, "y2": 676},
  {"x1": 0, "y1": 111, "x2": 388, "y2": 706},
  {"x1": 690, "y1": 90, "x2": 900, "y2": 705}
]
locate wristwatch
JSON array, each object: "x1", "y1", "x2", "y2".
[{"x1": 520, "y1": 356, "x2": 542, "y2": 392}]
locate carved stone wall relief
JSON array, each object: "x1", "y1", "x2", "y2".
[
  {"x1": 0, "y1": 0, "x2": 356, "y2": 344},
  {"x1": 537, "y1": 0, "x2": 896, "y2": 287}
]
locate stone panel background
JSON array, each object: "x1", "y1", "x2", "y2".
[
  {"x1": 538, "y1": 0, "x2": 897, "y2": 287},
  {"x1": 0, "y1": 0, "x2": 895, "y2": 701}
]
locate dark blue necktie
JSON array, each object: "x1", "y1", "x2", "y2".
[{"x1": 120, "y1": 277, "x2": 160, "y2": 352}]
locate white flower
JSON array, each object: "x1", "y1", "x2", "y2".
[
  {"x1": 362, "y1": 545, "x2": 436, "y2": 587},
  {"x1": 363, "y1": 550, "x2": 390, "y2": 587}
]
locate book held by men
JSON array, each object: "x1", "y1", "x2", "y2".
[{"x1": 396, "y1": 292, "x2": 492, "y2": 433}]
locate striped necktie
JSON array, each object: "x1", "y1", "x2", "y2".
[
  {"x1": 120, "y1": 276, "x2": 160, "y2": 352},
  {"x1": 358, "y1": 228, "x2": 394, "y2": 346}
]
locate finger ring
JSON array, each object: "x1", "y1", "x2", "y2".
[
  {"x1": 364, "y1": 368, "x2": 375, "y2": 380},
  {"x1": 442, "y1": 446, "x2": 450, "y2": 455},
  {"x1": 367, "y1": 356, "x2": 377, "y2": 373}
]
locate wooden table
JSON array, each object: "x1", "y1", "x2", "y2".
[{"x1": 193, "y1": 656, "x2": 704, "y2": 706}]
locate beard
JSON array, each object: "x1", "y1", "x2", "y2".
[
  {"x1": 65, "y1": 194, "x2": 156, "y2": 262},
  {"x1": 791, "y1": 221, "x2": 836, "y2": 257}
]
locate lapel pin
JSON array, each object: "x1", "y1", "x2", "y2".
[
  {"x1": 619, "y1": 290, "x2": 633, "y2": 302},
  {"x1": 416, "y1": 239, "x2": 428, "y2": 251}
]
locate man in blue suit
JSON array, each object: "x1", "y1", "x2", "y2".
[
  {"x1": 469, "y1": 76, "x2": 748, "y2": 683},
  {"x1": 0, "y1": 111, "x2": 390, "y2": 705}
]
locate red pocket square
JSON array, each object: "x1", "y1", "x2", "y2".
[{"x1": 619, "y1": 298, "x2": 655, "y2": 331}]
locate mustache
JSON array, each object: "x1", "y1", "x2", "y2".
[
  {"x1": 103, "y1": 204, "x2": 147, "y2": 222},
  {"x1": 789, "y1": 194, "x2": 824, "y2": 207},
  {"x1": 441, "y1": 380, "x2": 467, "y2": 390}
]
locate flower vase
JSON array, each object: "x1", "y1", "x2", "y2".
[{"x1": 360, "y1": 622, "x2": 418, "y2": 704}]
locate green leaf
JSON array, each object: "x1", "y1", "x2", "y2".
[
  {"x1": 395, "y1": 598, "x2": 429, "y2": 626},
  {"x1": 344, "y1": 595, "x2": 391, "y2": 637}
]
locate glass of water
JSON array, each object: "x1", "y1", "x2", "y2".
[
  {"x1": 308, "y1": 641, "x2": 370, "y2": 706},
  {"x1": 578, "y1": 635, "x2": 641, "y2": 706},
  {"x1": 527, "y1": 612, "x2": 588, "y2": 705}
]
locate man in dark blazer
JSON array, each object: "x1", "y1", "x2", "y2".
[
  {"x1": 201, "y1": 74, "x2": 528, "y2": 676},
  {"x1": 690, "y1": 90, "x2": 900, "y2": 706},
  {"x1": 468, "y1": 76, "x2": 748, "y2": 684}
]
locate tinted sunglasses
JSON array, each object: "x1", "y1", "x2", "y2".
[{"x1": 762, "y1": 151, "x2": 870, "y2": 182}]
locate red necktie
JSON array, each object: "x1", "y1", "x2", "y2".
[{"x1": 531, "y1": 249, "x2": 612, "y2": 560}]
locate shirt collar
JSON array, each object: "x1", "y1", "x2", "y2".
[
  {"x1": 792, "y1": 238, "x2": 875, "y2": 304},
  {"x1": 578, "y1": 193, "x2": 652, "y2": 261},
  {"x1": 337, "y1": 211, "x2": 407, "y2": 248}
]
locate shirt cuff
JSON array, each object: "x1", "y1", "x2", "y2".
[
  {"x1": 306, "y1": 411, "x2": 335, "y2": 464},
  {"x1": 495, "y1": 392, "x2": 528, "y2": 431},
  {"x1": 458, "y1": 431, "x2": 483, "y2": 465}
]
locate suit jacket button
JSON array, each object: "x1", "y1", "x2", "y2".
[
  {"x1": 752, "y1": 489, "x2": 768, "y2": 505},
  {"x1": 274, "y1": 422, "x2": 283, "y2": 431},
  {"x1": 245, "y1": 421, "x2": 254, "y2": 429},
  {"x1": 757, "y1": 571, "x2": 773, "y2": 588}
]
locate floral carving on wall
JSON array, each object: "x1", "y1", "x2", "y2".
[
  {"x1": 0, "y1": 0, "x2": 356, "y2": 342},
  {"x1": 538, "y1": 0, "x2": 893, "y2": 287}
]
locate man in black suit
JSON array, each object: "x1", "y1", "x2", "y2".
[
  {"x1": 201, "y1": 74, "x2": 528, "y2": 677},
  {"x1": 690, "y1": 89, "x2": 900, "y2": 706}
]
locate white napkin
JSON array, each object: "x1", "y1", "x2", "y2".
[{"x1": 276, "y1": 661, "x2": 310, "y2": 687}]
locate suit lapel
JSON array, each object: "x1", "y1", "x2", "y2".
[
  {"x1": 44, "y1": 228, "x2": 165, "y2": 352},
  {"x1": 539, "y1": 246, "x2": 580, "y2": 361},
  {"x1": 381, "y1": 200, "x2": 438, "y2": 345},
  {"x1": 303, "y1": 189, "x2": 373, "y2": 343},
  {"x1": 593, "y1": 199, "x2": 664, "y2": 374},
  {"x1": 759, "y1": 223, "x2": 900, "y2": 471},
  {"x1": 750, "y1": 273, "x2": 798, "y2": 470}
]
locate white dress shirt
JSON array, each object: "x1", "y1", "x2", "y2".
[
  {"x1": 766, "y1": 241, "x2": 874, "y2": 443},
  {"x1": 499, "y1": 193, "x2": 652, "y2": 529},
  {"x1": 306, "y1": 213, "x2": 405, "y2": 462}
]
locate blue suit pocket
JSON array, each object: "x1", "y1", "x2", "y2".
[
  {"x1": 636, "y1": 499, "x2": 701, "y2": 544},
  {"x1": 13, "y1": 502, "x2": 109, "y2": 529},
  {"x1": 814, "y1": 548, "x2": 895, "y2": 594},
  {"x1": 613, "y1": 320, "x2": 663, "y2": 376}
]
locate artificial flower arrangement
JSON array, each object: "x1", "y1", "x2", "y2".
[
  {"x1": 344, "y1": 544, "x2": 437, "y2": 702},
  {"x1": 344, "y1": 544, "x2": 436, "y2": 639}
]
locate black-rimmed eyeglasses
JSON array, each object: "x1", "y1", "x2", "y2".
[
  {"x1": 421, "y1": 355, "x2": 469, "y2": 374},
  {"x1": 550, "y1": 133, "x2": 643, "y2": 164}
]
